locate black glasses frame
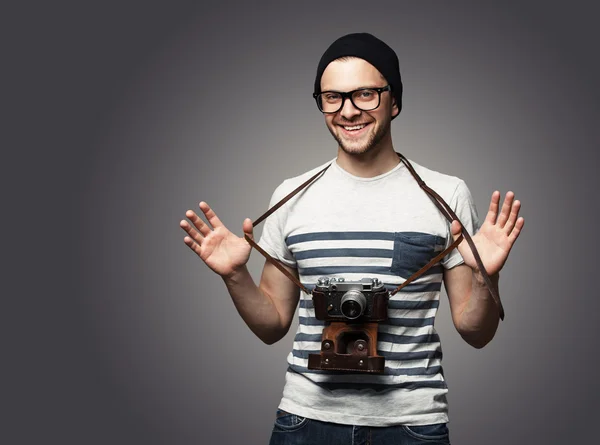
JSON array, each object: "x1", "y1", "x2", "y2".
[{"x1": 313, "y1": 85, "x2": 392, "y2": 113}]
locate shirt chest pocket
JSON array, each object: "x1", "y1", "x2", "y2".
[{"x1": 390, "y1": 232, "x2": 446, "y2": 278}]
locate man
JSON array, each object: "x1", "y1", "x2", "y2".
[{"x1": 180, "y1": 33, "x2": 523, "y2": 445}]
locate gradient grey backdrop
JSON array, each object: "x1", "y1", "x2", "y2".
[{"x1": 11, "y1": 1, "x2": 600, "y2": 444}]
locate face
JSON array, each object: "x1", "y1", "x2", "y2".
[{"x1": 320, "y1": 58, "x2": 398, "y2": 156}]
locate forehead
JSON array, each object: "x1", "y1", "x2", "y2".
[{"x1": 320, "y1": 58, "x2": 386, "y2": 92}]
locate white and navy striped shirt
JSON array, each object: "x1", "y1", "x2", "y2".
[{"x1": 258, "y1": 158, "x2": 479, "y2": 426}]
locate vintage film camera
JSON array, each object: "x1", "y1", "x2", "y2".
[{"x1": 307, "y1": 277, "x2": 389, "y2": 374}]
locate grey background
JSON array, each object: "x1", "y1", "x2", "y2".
[{"x1": 8, "y1": 1, "x2": 600, "y2": 444}]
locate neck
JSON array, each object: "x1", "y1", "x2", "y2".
[{"x1": 335, "y1": 134, "x2": 399, "y2": 178}]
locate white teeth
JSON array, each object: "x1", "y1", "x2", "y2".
[{"x1": 343, "y1": 124, "x2": 366, "y2": 131}]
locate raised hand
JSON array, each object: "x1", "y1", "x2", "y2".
[
  {"x1": 451, "y1": 191, "x2": 524, "y2": 277},
  {"x1": 180, "y1": 202, "x2": 254, "y2": 277}
]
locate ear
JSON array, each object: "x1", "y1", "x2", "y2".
[{"x1": 391, "y1": 97, "x2": 400, "y2": 118}]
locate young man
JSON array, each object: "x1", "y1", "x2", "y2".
[{"x1": 180, "y1": 33, "x2": 523, "y2": 445}]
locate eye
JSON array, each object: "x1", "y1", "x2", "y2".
[
  {"x1": 359, "y1": 90, "x2": 375, "y2": 98},
  {"x1": 324, "y1": 93, "x2": 341, "y2": 102}
]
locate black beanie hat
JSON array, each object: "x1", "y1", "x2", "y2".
[{"x1": 314, "y1": 33, "x2": 403, "y2": 118}]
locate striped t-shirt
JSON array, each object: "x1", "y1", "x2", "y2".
[{"x1": 258, "y1": 157, "x2": 479, "y2": 426}]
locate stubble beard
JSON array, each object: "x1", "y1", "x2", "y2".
[{"x1": 329, "y1": 117, "x2": 391, "y2": 156}]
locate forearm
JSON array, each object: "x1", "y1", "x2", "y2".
[
  {"x1": 457, "y1": 271, "x2": 500, "y2": 348},
  {"x1": 222, "y1": 266, "x2": 286, "y2": 344}
]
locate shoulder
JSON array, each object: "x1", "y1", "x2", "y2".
[
  {"x1": 270, "y1": 158, "x2": 335, "y2": 201},
  {"x1": 405, "y1": 158, "x2": 467, "y2": 198},
  {"x1": 403, "y1": 158, "x2": 478, "y2": 228}
]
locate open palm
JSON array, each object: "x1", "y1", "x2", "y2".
[
  {"x1": 180, "y1": 202, "x2": 254, "y2": 277},
  {"x1": 452, "y1": 191, "x2": 524, "y2": 276}
]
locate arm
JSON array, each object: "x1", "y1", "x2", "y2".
[
  {"x1": 180, "y1": 202, "x2": 299, "y2": 345},
  {"x1": 444, "y1": 190, "x2": 524, "y2": 348},
  {"x1": 223, "y1": 260, "x2": 300, "y2": 345},
  {"x1": 444, "y1": 264, "x2": 499, "y2": 348}
]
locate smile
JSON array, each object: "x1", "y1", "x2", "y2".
[{"x1": 339, "y1": 123, "x2": 370, "y2": 136}]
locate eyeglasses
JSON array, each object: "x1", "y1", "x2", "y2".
[{"x1": 313, "y1": 85, "x2": 392, "y2": 114}]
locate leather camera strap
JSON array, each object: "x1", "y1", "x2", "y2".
[
  {"x1": 244, "y1": 164, "x2": 331, "y2": 294},
  {"x1": 396, "y1": 153, "x2": 504, "y2": 319},
  {"x1": 245, "y1": 153, "x2": 504, "y2": 320}
]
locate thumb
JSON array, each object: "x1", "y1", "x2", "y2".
[
  {"x1": 450, "y1": 220, "x2": 462, "y2": 241},
  {"x1": 242, "y1": 218, "x2": 254, "y2": 241}
]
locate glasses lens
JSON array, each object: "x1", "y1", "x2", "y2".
[
  {"x1": 351, "y1": 89, "x2": 380, "y2": 111},
  {"x1": 318, "y1": 92, "x2": 343, "y2": 113}
]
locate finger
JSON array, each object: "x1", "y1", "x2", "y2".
[
  {"x1": 199, "y1": 201, "x2": 224, "y2": 229},
  {"x1": 180, "y1": 218, "x2": 204, "y2": 245},
  {"x1": 503, "y1": 199, "x2": 521, "y2": 233},
  {"x1": 496, "y1": 191, "x2": 515, "y2": 228},
  {"x1": 183, "y1": 235, "x2": 202, "y2": 256},
  {"x1": 185, "y1": 210, "x2": 211, "y2": 237},
  {"x1": 450, "y1": 220, "x2": 462, "y2": 241},
  {"x1": 484, "y1": 191, "x2": 501, "y2": 225},
  {"x1": 507, "y1": 217, "x2": 524, "y2": 245},
  {"x1": 450, "y1": 220, "x2": 468, "y2": 259},
  {"x1": 242, "y1": 218, "x2": 254, "y2": 241}
]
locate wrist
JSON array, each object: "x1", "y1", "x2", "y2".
[
  {"x1": 222, "y1": 264, "x2": 250, "y2": 282},
  {"x1": 471, "y1": 268, "x2": 499, "y2": 289}
]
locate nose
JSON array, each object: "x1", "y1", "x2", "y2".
[{"x1": 339, "y1": 96, "x2": 361, "y2": 120}]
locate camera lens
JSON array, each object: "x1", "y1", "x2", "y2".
[
  {"x1": 340, "y1": 290, "x2": 367, "y2": 320},
  {"x1": 342, "y1": 301, "x2": 362, "y2": 318}
]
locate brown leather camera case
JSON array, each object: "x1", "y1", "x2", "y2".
[{"x1": 308, "y1": 322, "x2": 385, "y2": 373}]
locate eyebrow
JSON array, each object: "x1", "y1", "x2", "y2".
[{"x1": 320, "y1": 85, "x2": 387, "y2": 93}]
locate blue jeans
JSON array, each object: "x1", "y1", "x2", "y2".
[{"x1": 269, "y1": 409, "x2": 450, "y2": 445}]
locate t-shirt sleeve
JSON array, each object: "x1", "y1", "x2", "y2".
[
  {"x1": 442, "y1": 179, "x2": 481, "y2": 269},
  {"x1": 256, "y1": 181, "x2": 297, "y2": 268}
]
